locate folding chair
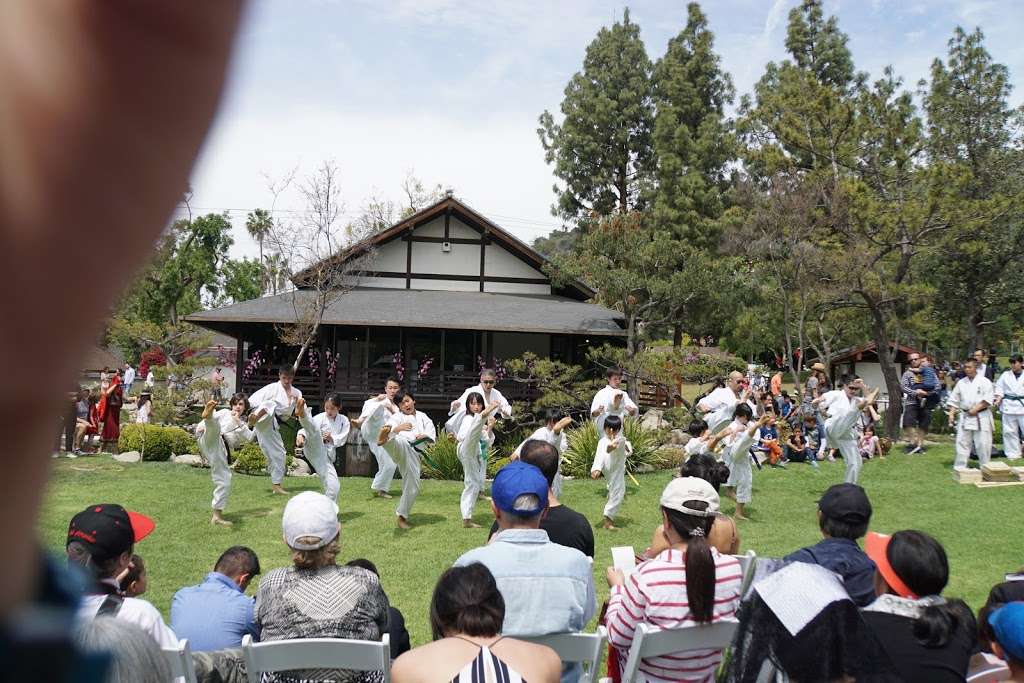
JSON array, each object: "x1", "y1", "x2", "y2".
[
  {"x1": 966, "y1": 652, "x2": 1011, "y2": 682},
  {"x1": 162, "y1": 638, "x2": 198, "y2": 683},
  {"x1": 731, "y1": 549, "x2": 758, "y2": 596},
  {"x1": 602, "y1": 619, "x2": 740, "y2": 683},
  {"x1": 519, "y1": 627, "x2": 607, "y2": 683},
  {"x1": 241, "y1": 634, "x2": 391, "y2": 683}
]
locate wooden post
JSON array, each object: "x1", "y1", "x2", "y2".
[{"x1": 234, "y1": 334, "x2": 244, "y2": 393}]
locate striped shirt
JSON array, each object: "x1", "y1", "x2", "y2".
[
  {"x1": 606, "y1": 548, "x2": 742, "y2": 682},
  {"x1": 450, "y1": 643, "x2": 525, "y2": 683}
]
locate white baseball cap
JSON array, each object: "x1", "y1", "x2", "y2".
[
  {"x1": 282, "y1": 491, "x2": 339, "y2": 550},
  {"x1": 660, "y1": 477, "x2": 720, "y2": 517}
]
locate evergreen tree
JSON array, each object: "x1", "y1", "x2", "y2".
[{"x1": 538, "y1": 9, "x2": 654, "y2": 222}]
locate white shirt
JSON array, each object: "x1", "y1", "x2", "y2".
[
  {"x1": 596, "y1": 435, "x2": 633, "y2": 466},
  {"x1": 995, "y1": 370, "x2": 1024, "y2": 416},
  {"x1": 949, "y1": 375, "x2": 995, "y2": 432},
  {"x1": 513, "y1": 425, "x2": 565, "y2": 457},
  {"x1": 248, "y1": 381, "x2": 302, "y2": 421},
  {"x1": 145, "y1": 371, "x2": 155, "y2": 387},
  {"x1": 388, "y1": 410, "x2": 436, "y2": 443},
  {"x1": 298, "y1": 411, "x2": 351, "y2": 447},
  {"x1": 136, "y1": 402, "x2": 151, "y2": 424},
  {"x1": 123, "y1": 367, "x2": 136, "y2": 386},
  {"x1": 684, "y1": 436, "x2": 709, "y2": 457},
  {"x1": 196, "y1": 409, "x2": 254, "y2": 450},
  {"x1": 818, "y1": 389, "x2": 852, "y2": 419},
  {"x1": 452, "y1": 384, "x2": 512, "y2": 418},
  {"x1": 697, "y1": 386, "x2": 738, "y2": 414},
  {"x1": 78, "y1": 594, "x2": 179, "y2": 649},
  {"x1": 590, "y1": 385, "x2": 638, "y2": 423}
]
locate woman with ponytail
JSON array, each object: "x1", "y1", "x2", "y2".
[
  {"x1": 391, "y1": 563, "x2": 560, "y2": 683},
  {"x1": 862, "y1": 530, "x2": 977, "y2": 681},
  {"x1": 605, "y1": 477, "x2": 742, "y2": 682}
]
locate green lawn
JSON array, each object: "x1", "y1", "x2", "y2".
[{"x1": 38, "y1": 443, "x2": 1021, "y2": 647}]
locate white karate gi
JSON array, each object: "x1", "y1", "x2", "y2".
[
  {"x1": 819, "y1": 389, "x2": 863, "y2": 484},
  {"x1": 590, "y1": 385, "x2": 638, "y2": 434},
  {"x1": 360, "y1": 397, "x2": 398, "y2": 492},
  {"x1": 123, "y1": 366, "x2": 136, "y2": 395},
  {"x1": 296, "y1": 411, "x2": 346, "y2": 502},
  {"x1": 513, "y1": 426, "x2": 568, "y2": 498},
  {"x1": 247, "y1": 381, "x2": 301, "y2": 485},
  {"x1": 995, "y1": 370, "x2": 1024, "y2": 460},
  {"x1": 949, "y1": 375, "x2": 995, "y2": 469},
  {"x1": 722, "y1": 420, "x2": 756, "y2": 504},
  {"x1": 363, "y1": 404, "x2": 434, "y2": 519},
  {"x1": 698, "y1": 387, "x2": 742, "y2": 434},
  {"x1": 684, "y1": 435, "x2": 709, "y2": 459},
  {"x1": 196, "y1": 409, "x2": 254, "y2": 511},
  {"x1": 591, "y1": 435, "x2": 632, "y2": 519},
  {"x1": 446, "y1": 384, "x2": 512, "y2": 434},
  {"x1": 456, "y1": 412, "x2": 495, "y2": 520}
]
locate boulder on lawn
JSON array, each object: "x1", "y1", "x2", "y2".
[
  {"x1": 289, "y1": 459, "x2": 311, "y2": 476},
  {"x1": 113, "y1": 451, "x2": 141, "y2": 463},
  {"x1": 640, "y1": 409, "x2": 670, "y2": 431},
  {"x1": 173, "y1": 454, "x2": 205, "y2": 467},
  {"x1": 669, "y1": 429, "x2": 689, "y2": 446}
]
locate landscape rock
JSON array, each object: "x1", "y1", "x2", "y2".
[
  {"x1": 669, "y1": 429, "x2": 689, "y2": 446},
  {"x1": 113, "y1": 451, "x2": 141, "y2": 463},
  {"x1": 289, "y1": 459, "x2": 312, "y2": 476},
  {"x1": 640, "y1": 409, "x2": 670, "y2": 431},
  {"x1": 173, "y1": 454, "x2": 205, "y2": 467}
]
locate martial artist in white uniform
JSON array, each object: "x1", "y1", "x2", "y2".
[
  {"x1": 455, "y1": 395, "x2": 500, "y2": 528},
  {"x1": 447, "y1": 369, "x2": 512, "y2": 435},
  {"x1": 196, "y1": 397, "x2": 254, "y2": 525},
  {"x1": 364, "y1": 392, "x2": 435, "y2": 529},
  {"x1": 357, "y1": 378, "x2": 401, "y2": 496},
  {"x1": 247, "y1": 369, "x2": 301, "y2": 494},
  {"x1": 512, "y1": 411, "x2": 573, "y2": 499},
  {"x1": 815, "y1": 377, "x2": 878, "y2": 485},
  {"x1": 294, "y1": 397, "x2": 346, "y2": 502},
  {"x1": 590, "y1": 415, "x2": 632, "y2": 530},
  {"x1": 590, "y1": 368, "x2": 638, "y2": 434},
  {"x1": 697, "y1": 371, "x2": 747, "y2": 434},
  {"x1": 719, "y1": 410, "x2": 771, "y2": 520},
  {"x1": 948, "y1": 361, "x2": 995, "y2": 469},
  {"x1": 995, "y1": 355, "x2": 1024, "y2": 460}
]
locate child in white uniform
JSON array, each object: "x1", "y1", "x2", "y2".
[
  {"x1": 455, "y1": 392, "x2": 500, "y2": 528},
  {"x1": 367, "y1": 391, "x2": 435, "y2": 529},
  {"x1": 683, "y1": 418, "x2": 711, "y2": 460},
  {"x1": 512, "y1": 409, "x2": 573, "y2": 498},
  {"x1": 719, "y1": 405, "x2": 771, "y2": 520},
  {"x1": 197, "y1": 394, "x2": 254, "y2": 526},
  {"x1": 294, "y1": 394, "x2": 345, "y2": 502},
  {"x1": 590, "y1": 415, "x2": 632, "y2": 530},
  {"x1": 590, "y1": 367, "x2": 638, "y2": 434},
  {"x1": 246, "y1": 367, "x2": 301, "y2": 495}
]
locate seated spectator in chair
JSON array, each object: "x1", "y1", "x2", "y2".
[
  {"x1": 75, "y1": 616, "x2": 172, "y2": 683},
  {"x1": 488, "y1": 440, "x2": 595, "y2": 559},
  {"x1": 171, "y1": 545, "x2": 261, "y2": 651},
  {"x1": 862, "y1": 530, "x2": 977, "y2": 682},
  {"x1": 119, "y1": 553, "x2": 147, "y2": 598},
  {"x1": 784, "y1": 483, "x2": 877, "y2": 607},
  {"x1": 66, "y1": 504, "x2": 179, "y2": 649},
  {"x1": 455, "y1": 461, "x2": 595, "y2": 683},
  {"x1": 256, "y1": 491, "x2": 389, "y2": 682},
  {"x1": 391, "y1": 563, "x2": 561, "y2": 683},
  {"x1": 986, "y1": 602, "x2": 1024, "y2": 682},
  {"x1": 346, "y1": 558, "x2": 411, "y2": 660},
  {"x1": 606, "y1": 477, "x2": 743, "y2": 682},
  {"x1": 986, "y1": 567, "x2": 1024, "y2": 607},
  {"x1": 647, "y1": 453, "x2": 738, "y2": 556}
]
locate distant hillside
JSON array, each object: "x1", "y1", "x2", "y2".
[{"x1": 532, "y1": 226, "x2": 580, "y2": 259}]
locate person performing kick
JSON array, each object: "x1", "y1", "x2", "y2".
[
  {"x1": 247, "y1": 367, "x2": 301, "y2": 495},
  {"x1": 294, "y1": 396, "x2": 342, "y2": 502},
  {"x1": 353, "y1": 377, "x2": 401, "y2": 498},
  {"x1": 815, "y1": 375, "x2": 879, "y2": 484},
  {"x1": 366, "y1": 391, "x2": 434, "y2": 529},
  {"x1": 512, "y1": 409, "x2": 573, "y2": 499},
  {"x1": 948, "y1": 359, "x2": 995, "y2": 470},
  {"x1": 197, "y1": 394, "x2": 254, "y2": 526},
  {"x1": 455, "y1": 393, "x2": 500, "y2": 528},
  {"x1": 697, "y1": 371, "x2": 749, "y2": 434}
]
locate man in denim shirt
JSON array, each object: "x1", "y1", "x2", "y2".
[
  {"x1": 455, "y1": 461, "x2": 596, "y2": 682},
  {"x1": 171, "y1": 546, "x2": 261, "y2": 651},
  {"x1": 784, "y1": 484, "x2": 877, "y2": 606}
]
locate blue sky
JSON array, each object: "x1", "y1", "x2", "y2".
[{"x1": 187, "y1": 0, "x2": 1024, "y2": 260}]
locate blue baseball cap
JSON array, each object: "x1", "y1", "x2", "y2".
[
  {"x1": 492, "y1": 461, "x2": 549, "y2": 516},
  {"x1": 989, "y1": 602, "x2": 1024, "y2": 662}
]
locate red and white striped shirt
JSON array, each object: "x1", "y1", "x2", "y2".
[{"x1": 606, "y1": 547, "x2": 742, "y2": 682}]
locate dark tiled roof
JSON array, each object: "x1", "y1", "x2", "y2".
[{"x1": 187, "y1": 288, "x2": 625, "y2": 336}]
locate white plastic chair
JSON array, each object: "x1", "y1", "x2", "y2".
[
  {"x1": 605, "y1": 619, "x2": 740, "y2": 683},
  {"x1": 731, "y1": 549, "x2": 758, "y2": 596},
  {"x1": 519, "y1": 627, "x2": 607, "y2": 683},
  {"x1": 162, "y1": 638, "x2": 197, "y2": 683},
  {"x1": 966, "y1": 652, "x2": 1011, "y2": 682},
  {"x1": 241, "y1": 634, "x2": 391, "y2": 683}
]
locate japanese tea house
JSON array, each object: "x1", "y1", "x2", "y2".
[{"x1": 187, "y1": 195, "x2": 626, "y2": 411}]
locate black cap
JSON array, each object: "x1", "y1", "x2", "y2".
[
  {"x1": 66, "y1": 504, "x2": 155, "y2": 563},
  {"x1": 818, "y1": 484, "x2": 872, "y2": 525}
]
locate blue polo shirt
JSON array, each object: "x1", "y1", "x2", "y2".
[
  {"x1": 784, "y1": 538, "x2": 877, "y2": 607},
  {"x1": 170, "y1": 572, "x2": 259, "y2": 651}
]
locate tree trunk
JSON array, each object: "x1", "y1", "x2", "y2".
[
  {"x1": 967, "y1": 300, "x2": 984, "y2": 355},
  {"x1": 868, "y1": 305, "x2": 903, "y2": 439},
  {"x1": 672, "y1": 323, "x2": 683, "y2": 348}
]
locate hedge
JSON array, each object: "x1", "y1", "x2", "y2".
[{"x1": 118, "y1": 424, "x2": 198, "y2": 462}]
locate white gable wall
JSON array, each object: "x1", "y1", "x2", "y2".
[{"x1": 414, "y1": 216, "x2": 478, "y2": 239}]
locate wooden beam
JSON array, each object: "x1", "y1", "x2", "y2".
[
  {"x1": 234, "y1": 336, "x2": 244, "y2": 393},
  {"x1": 405, "y1": 238, "x2": 412, "y2": 289},
  {"x1": 406, "y1": 236, "x2": 480, "y2": 245},
  {"x1": 367, "y1": 270, "x2": 550, "y2": 285},
  {"x1": 479, "y1": 230, "x2": 486, "y2": 292},
  {"x1": 444, "y1": 208, "x2": 451, "y2": 241}
]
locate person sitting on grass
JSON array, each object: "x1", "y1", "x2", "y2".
[
  {"x1": 590, "y1": 414, "x2": 632, "y2": 531},
  {"x1": 987, "y1": 602, "x2": 1024, "y2": 682},
  {"x1": 346, "y1": 558, "x2": 411, "y2": 660},
  {"x1": 390, "y1": 563, "x2": 561, "y2": 683},
  {"x1": 783, "y1": 483, "x2": 877, "y2": 607},
  {"x1": 489, "y1": 439, "x2": 595, "y2": 558},
  {"x1": 859, "y1": 424, "x2": 883, "y2": 460},
  {"x1": 647, "y1": 453, "x2": 738, "y2": 556},
  {"x1": 862, "y1": 530, "x2": 977, "y2": 682},
  {"x1": 171, "y1": 545, "x2": 261, "y2": 651}
]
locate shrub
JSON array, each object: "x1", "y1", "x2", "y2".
[
  {"x1": 233, "y1": 442, "x2": 268, "y2": 475},
  {"x1": 561, "y1": 418, "x2": 670, "y2": 479},
  {"x1": 420, "y1": 429, "x2": 509, "y2": 481},
  {"x1": 165, "y1": 426, "x2": 198, "y2": 455},
  {"x1": 117, "y1": 424, "x2": 174, "y2": 462}
]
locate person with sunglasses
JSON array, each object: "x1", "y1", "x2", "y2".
[{"x1": 446, "y1": 368, "x2": 512, "y2": 435}]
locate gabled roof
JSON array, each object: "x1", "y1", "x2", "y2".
[
  {"x1": 291, "y1": 194, "x2": 594, "y2": 301},
  {"x1": 828, "y1": 341, "x2": 922, "y2": 365}
]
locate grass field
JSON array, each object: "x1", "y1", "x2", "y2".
[{"x1": 38, "y1": 442, "x2": 1022, "y2": 647}]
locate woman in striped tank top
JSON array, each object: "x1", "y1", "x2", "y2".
[{"x1": 391, "y1": 563, "x2": 561, "y2": 683}]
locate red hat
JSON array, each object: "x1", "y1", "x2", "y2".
[
  {"x1": 865, "y1": 532, "x2": 916, "y2": 599},
  {"x1": 66, "y1": 504, "x2": 154, "y2": 563}
]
